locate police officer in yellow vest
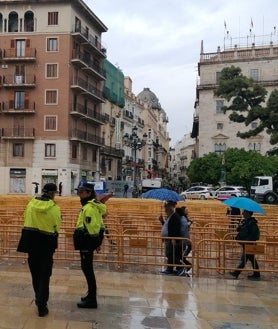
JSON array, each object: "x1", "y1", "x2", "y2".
[
  {"x1": 75, "y1": 182, "x2": 106, "y2": 309},
  {"x1": 17, "y1": 183, "x2": 62, "y2": 317}
]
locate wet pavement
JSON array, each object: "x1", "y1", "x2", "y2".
[{"x1": 1, "y1": 261, "x2": 278, "y2": 329}]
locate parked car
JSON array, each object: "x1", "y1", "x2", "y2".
[
  {"x1": 180, "y1": 186, "x2": 216, "y2": 200},
  {"x1": 214, "y1": 186, "x2": 248, "y2": 200}
]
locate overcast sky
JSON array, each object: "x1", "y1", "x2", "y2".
[{"x1": 85, "y1": 0, "x2": 278, "y2": 145}]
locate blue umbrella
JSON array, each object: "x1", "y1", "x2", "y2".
[
  {"x1": 142, "y1": 188, "x2": 183, "y2": 202},
  {"x1": 223, "y1": 197, "x2": 265, "y2": 214}
]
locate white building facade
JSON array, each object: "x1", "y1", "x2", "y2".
[{"x1": 193, "y1": 40, "x2": 276, "y2": 158}]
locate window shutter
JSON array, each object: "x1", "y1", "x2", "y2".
[
  {"x1": 10, "y1": 40, "x2": 15, "y2": 57},
  {"x1": 25, "y1": 92, "x2": 29, "y2": 109},
  {"x1": 9, "y1": 92, "x2": 14, "y2": 109}
]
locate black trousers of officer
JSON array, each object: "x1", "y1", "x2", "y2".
[
  {"x1": 28, "y1": 249, "x2": 54, "y2": 308},
  {"x1": 80, "y1": 250, "x2": 97, "y2": 298}
]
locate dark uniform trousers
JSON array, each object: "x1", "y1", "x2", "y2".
[
  {"x1": 80, "y1": 250, "x2": 97, "y2": 297},
  {"x1": 28, "y1": 250, "x2": 54, "y2": 307}
]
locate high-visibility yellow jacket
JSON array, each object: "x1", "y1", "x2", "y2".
[
  {"x1": 17, "y1": 196, "x2": 62, "y2": 253},
  {"x1": 76, "y1": 199, "x2": 106, "y2": 235}
]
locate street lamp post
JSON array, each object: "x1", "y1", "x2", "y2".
[
  {"x1": 123, "y1": 126, "x2": 147, "y2": 197},
  {"x1": 219, "y1": 153, "x2": 226, "y2": 186}
]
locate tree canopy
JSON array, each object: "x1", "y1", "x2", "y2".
[
  {"x1": 187, "y1": 148, "x2": 278, "y2": 190},
  {"x1": 186, "y1": 152, "x2": 221, "y2": 185},
  {"x1": 214, "y1": 66, "x2": 278, "y2": 154}
]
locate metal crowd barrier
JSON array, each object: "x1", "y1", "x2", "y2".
[{"x1": 1, "y1": 204, "x2": 278, "y2": 279}]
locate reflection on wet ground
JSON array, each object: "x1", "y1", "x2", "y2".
[{"x1": 1, "y1": 260, "x2": 278, "y2": 329}]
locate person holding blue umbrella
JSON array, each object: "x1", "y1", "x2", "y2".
[
  {"x1": 229, "y1": 210, "x2": 261, "y2": 280},
  {"x1": 159, "y1": 200, "x2": 183, "y2": 275}
]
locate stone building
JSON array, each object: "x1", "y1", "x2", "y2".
[
  {"x1": 192, "y1": 38, "x2": 276, "y2": 158},
  {"x1": 137, "y1": 88, "x2": 170, "y2": 180},
  {"x1": 121, "y1": 81, "x2": 170, "y2": 184},
  {"x1": 169, "y1": 134, "x2": 195, "y2": 189}
]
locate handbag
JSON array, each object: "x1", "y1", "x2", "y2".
[{"x1": 73, "y1": 226, "x2": 102, "y2": 251}]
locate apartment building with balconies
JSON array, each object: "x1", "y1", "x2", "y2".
[
  {"x1": 0, "y1": 0, "x2": 107, "y2": 195},
  {"x1": 122, "y1": 77, "x2": 147, "y2": 183},
  {"x1": 100, "y1": 59, "x2": 125, "y2": 181}
]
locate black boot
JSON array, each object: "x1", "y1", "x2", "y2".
[
  {"x1": 247, "y1": 273, "x2": 261, "y2": 280},
  {"x1": 38, "y1": 305, "x2": 49, "y2": 317},
  {"x1": 80, "y1": 292, "x2": 89, "y2": 302},
  {"x1": 77, "y1": 295, "x2": 97, "y2": 309}
]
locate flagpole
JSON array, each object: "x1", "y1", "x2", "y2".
[
  {"x1": 238, "y1": 16, "x2": 240, "y2": 47},
  {"x1": 262, "y1": 15, "x2": 264, "y2": 45},
  {"x1": 224, "y1": 20, "x2": 226, "y2": 50}
]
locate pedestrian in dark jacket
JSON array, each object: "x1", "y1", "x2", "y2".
[
  {"x1": 17, "y1": 183, "x2": 62, "y2": 317},
  {"x1": 176, "y1": 207, "x2": 192, "y2": 275},
  {"x1": 123, "y1": 184, "x2": 128, "y2": 197},
  {"x1": 159, "y1": 200, "x2": 183, "y2": 275},
  {"x1": 229, "y1": 210, "x2": 261, "y2": 280}
]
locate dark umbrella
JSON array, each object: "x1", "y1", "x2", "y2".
[{"x1": 142, "y1": 188, "x2": 183, "y2": 202}]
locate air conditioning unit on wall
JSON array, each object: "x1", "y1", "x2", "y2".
[
  {"x1": 15, "y1": 75, "x2": 23, "y2": 84},
  {"x1": 1, "y1": 64, "x2": 8, "y2": 69}
]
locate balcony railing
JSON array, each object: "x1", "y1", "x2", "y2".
[
  {"x1": 2, "y1": 101, "x2": 35, "y2": 113},
  {"x1": 72, "y1": 25, "x2": 106, "y2": 57},
  {"x1": 2, "y1": 48, "x2": 37, "y2": 61},
  {"x1": 71, "y1": 129, "x2": 104, "y2": 145},
  {"x1": 3, "y1": 75, "x2": 36, "y2": 88},
  {"x1": 71, "y1": 77, "x2": 104, "y2": 102},
  {"x1": 1, "y1": 127, "x2": 35, "y2": 139},
  {"x1": 71, "y1": 49, "x2": 106, "y2": 79},
  {"x1": 200, "y1": 45, "x2": 278, "y2": 63},
  {"x1": 137, "y1": 118, "x2": 145, "y2": 128},
  {"x1": 198, "y1": 78, "x2": 278, "y2": 90},
  {"x1": 123, "y1": 110, "x2": 134, "y2": 120},
  {"x1": 71, "y1": 103, "x2": 106, "y2": 124},
  {"x1": 100, "y1": 145, "x2": 124, "y2": 158}
]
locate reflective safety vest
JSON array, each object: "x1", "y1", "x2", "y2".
[
  {"x1": 76, "y1": 199, "x2": 106, "y2": 235},
  {"x1": 17, "y1": 197, "x2": 62, "y2": 254},
  {"x1": 23, "y1": 197, "x2": 62, "y2": 234}
]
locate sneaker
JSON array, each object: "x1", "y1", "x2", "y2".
[
  {"x1": 247, "y1": 274, "x2": 261, "y2": 280},
  {"x1": 160, "y1": 269, "x2": 174, "y2": 275},
  {"x1": 177, "y1": 269, "x2": 190, "y2": 277},
  {"x1": 229, "y1": 271, "x2": 239, "y2": 279},
  {"x1": 176, "y1": 268, "x2": 185, "y2": 276},
  {"x1": 38, "y1": 306, "x2": 49, "y2": 317}
]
